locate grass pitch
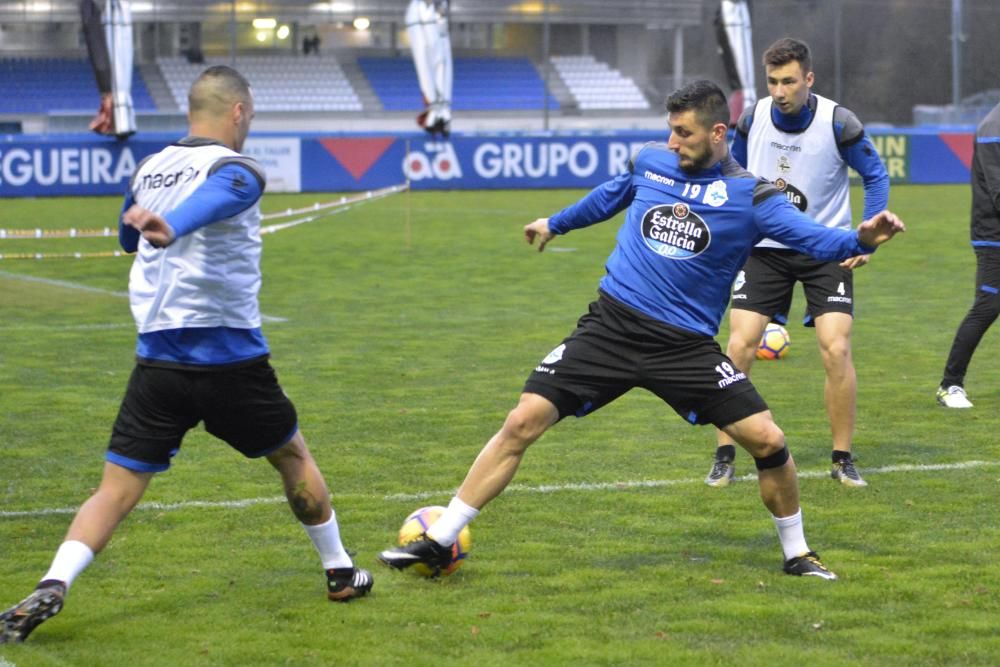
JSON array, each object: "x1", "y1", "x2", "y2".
[{"x1": 0, "y1": 185, "x2": 998, "y2": 666}]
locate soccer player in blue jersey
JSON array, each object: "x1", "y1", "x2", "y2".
[
  {"x1": 705, "y1": 38, "x2": 891, "y2": 489},
  {"x1": 379, "y1": 79, "x2": 904, "y2": 581},
  {"x1": 0, "y1": 66, "x2": 371, "y2": 645},
  {"x1": 936, "y1": 99, "x2": 1000, "y2": 408}
]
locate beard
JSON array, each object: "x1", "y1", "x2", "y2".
[{"x1": 677, "y1": 144, "x2": 715, "y2": 173}]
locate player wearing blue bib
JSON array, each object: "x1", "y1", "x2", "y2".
[{"x1": 379, "y1": 80, "x2": 905, "y2": 582}]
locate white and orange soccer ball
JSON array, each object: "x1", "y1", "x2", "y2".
[
  {"x1": 397, "y1": 506, "x2": 471, "y2": 577},
  {"x1": 756, "y1": 323, "x2": 791, "y2": 360}
]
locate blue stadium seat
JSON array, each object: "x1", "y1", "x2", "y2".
[
  {"x1": 358, "y1": 56, "x2": 559, "y2": 112},
  {"x1": 0, "y1": 58, "x2": 157, "y2": 114}
]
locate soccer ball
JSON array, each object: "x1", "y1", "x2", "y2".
[
  {"x1": 397, "y1": 506, "x2": 471, "y2": 577},
  {"x1": 756, "y1": 323, "x2": 791, "y2": 360}
]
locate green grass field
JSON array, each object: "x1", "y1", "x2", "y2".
[{"x1": 0, "y1": 185, "x2": 997, "y2": 666}]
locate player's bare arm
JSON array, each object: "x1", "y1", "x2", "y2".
[
  {"x1": 524, "y1": 217, "x2": 555, "y2": 252},
  {"x1": 123, "y1": 204, "x2": 175, "y2": 248},
  {"x1": 856, "y1": 210, "x2": 905, "y2": 248}
]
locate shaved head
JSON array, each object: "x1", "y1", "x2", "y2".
[
  {"x1": 188, "y1": 65, "x2": 252, "y2": 117},
  {"x1": 186, "y1": 65, "x2": 255, "y2": 151}
]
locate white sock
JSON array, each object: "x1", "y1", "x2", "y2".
[
  {"x1": 426, "y1": 497, "x2": 479, "y2": 547},
  {"x1": 302, "y1": 510, "x2": 353, "y2": 570},
  {"x1": 42, "y1": 540, "x2": 94, "y2": 590},
  {"x1": 773, "y1": 510, "x2": 810, "y2": 561}
]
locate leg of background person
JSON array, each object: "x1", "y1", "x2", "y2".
[
  {"x1": 814, "y1": 312, "x2": 855, "y2": 455},
  {"x1": 942, "y1": 297, "x2": 1000, "y2": 386},
  {"x1": 425, "y1": 392, "x2": 559, "y2": 546},
  {"x1": 942, "y1": 251, "x2": 1000, "y2": 388},
  {"x1": 266, "y1": 431, "x2": 353, "y2": 570},
  {"x1": 715, "y1": 309, "x2": 770, "y2": 447}
]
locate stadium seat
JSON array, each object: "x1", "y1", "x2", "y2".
[
  {"x1": 357, "y1": 56, "x2": 558, "y2": 112},
  {"x1": 0, "y1": 57, "x2": 156, "y2": 114},
  {"x1": 156, "y1": 55, "x2": 363, "y2": 113},
  {"x1": 550, "y1": 55, "x2": 650, "y2": 111}
]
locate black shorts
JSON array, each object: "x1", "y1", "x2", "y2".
[
  {"x1": 523, "y1": 293, "x2": 768, "y2": 427},
  {"x1": 107, "y1": 358, "x2": 298, "y2": 472},
  {"x1": 730, "y1": 248, "x2": 854, "y2": 327}
]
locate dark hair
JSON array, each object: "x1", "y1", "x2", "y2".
[
  {"x1": 188, "y1": 65, "x2": 252, "y2": 114},
  {"x1": 665, "y1": 79, "x2": 730, "y2": 129},
  {"x1": 762, "y1": 38, "x2": 812, "y2": 74}
]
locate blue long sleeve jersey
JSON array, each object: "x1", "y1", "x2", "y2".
[
  {"x1": 547, "y1": 144, "x2": 876, "y2": 337},
  {"x1": 118, "y1": 162, "x2": 268, "y2": 366},
  {"x1": 731, "y1": 94, "x2": 889, "y2": 220}
]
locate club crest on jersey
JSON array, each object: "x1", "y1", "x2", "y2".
[
  {"x1": 641, "y1": 203, "x2": 711, "y2": 260},
  {"x1": 774, "y1": 178, "x2": 808, "y2": 212},
  {"x1": 733, "y1": 270, "x2": 746, "y2": 291},
  {"x1": 703, "y1": 180, "x2": 728, "y2": 208},
  {"x1": 777, "y1": 155, "x2": 792, "y2": 175}
]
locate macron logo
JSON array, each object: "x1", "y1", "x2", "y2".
[{"x1": 644, "y1": 170, "x2": 675, "y2": 187}]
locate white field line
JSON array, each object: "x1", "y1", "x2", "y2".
[
  {"x1": 1, "y1": 460, "x2": 996, "y2": 519},
  {"x1": 0, "y1": 270, "x2": 288, "y2": 323},
  {"x1": 0, "y1": 322, "x2": 132, "y2": 332},
  {"x1": 0, "y1": 270, "x2": 128, "y2": 298}
]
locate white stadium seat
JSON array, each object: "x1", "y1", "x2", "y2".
[
  {"x1": 157, "y1": 55, "x2": 363, "y2": 113},
  {"x1": 550, "y1": 54, "x2": 650, "y2": 111}
]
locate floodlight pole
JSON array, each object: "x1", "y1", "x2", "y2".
[
  {"x1": 833, "y1": 0, "x2": 842, "y2": 102},
  {"x1": 951, "y1": 0, "x2": 963, "y2": 107},
  {"x1": 230, "y1": 0, "x2": 237, "y2": 66},
  {"x1": 542, "y1": 0, "x2": 551, "y2": 132}
]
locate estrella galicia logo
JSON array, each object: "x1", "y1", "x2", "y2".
[
  {"x1": 774, "y1": 178, "x2": 808, "y2": 212},
  {"x1": 641, "y1": 203, "x2": 710, "y2": 260}
]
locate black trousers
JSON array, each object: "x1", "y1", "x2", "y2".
[{"x1": 942, "y1": 247, "x2": 1000, "y2": 387}]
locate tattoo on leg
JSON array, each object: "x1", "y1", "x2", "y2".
[{"x1": 290, "y1": 481, "x2": 324, "y2": 523}]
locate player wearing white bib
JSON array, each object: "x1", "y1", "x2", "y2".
[
  {"x1": 705, "y1": 38, "x2": 889, "y2": 489},
  {"x1": 0, "y1": 66, "x2": 370, "y2": 646}
]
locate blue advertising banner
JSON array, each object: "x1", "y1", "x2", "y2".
[
  {"x1": 0, "y1": 128, "x2": 978, "y2": 198},
  {"x1": 0, "y1": 136, "x2": 157, "y2": 197},
  {"x1": 302, "y1": 133, "x2": 659, "y2": 191}
]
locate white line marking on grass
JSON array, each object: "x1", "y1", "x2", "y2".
[
  {"x1": 2, "y1": 460, "x2": 996, "y2": 519},
  {"x1": 0, "y1": 322, "x2": 132, "y2": 332},
  {"x1": 0, "y1": 269, "x2": 128, "y2": 298},
  {"x1": 385, "y1": 459, "x2": 1000, "y2": 501},
  {"x1": 0, "y1": 270, "x2": 288, "y2": 323}
]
